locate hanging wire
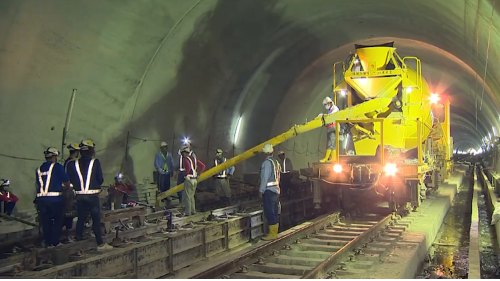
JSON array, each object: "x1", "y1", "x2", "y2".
[{"x1": 479, "y1": 0, "x2": 496, "y2": 111}]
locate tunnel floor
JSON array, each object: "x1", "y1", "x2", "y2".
[{"x1": 477, "y1": 190, "x2": 500, "y2": 278}]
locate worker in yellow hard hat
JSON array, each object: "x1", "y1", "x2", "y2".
[
  {"x1": 260, "y1": 143, "x2": 281, "y2": 241},
  {"x1": 320, "y1": 97, "x2": 340, "y2": 162}
]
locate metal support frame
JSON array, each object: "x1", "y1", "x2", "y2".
[{"x1": 334, "y1": 118, "x2": 385, "y2": 164}]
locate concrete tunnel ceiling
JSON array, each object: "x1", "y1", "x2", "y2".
[{"x1": 0, "y1": 0, "x2": 499, "y2": 210}]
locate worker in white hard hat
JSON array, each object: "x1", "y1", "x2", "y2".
[
  {"x1": 35, "y1": 147, "x2": 71, "y2": 248},
  {"x1": 0, "y1": 179, "x2": 18, "y2": 217},
  {"x1": 176, "y1": 139, "x2": 196, "y2": 204},
  {"x1": 320, "y1": 97, "x2": 340, "y2": 162},
  {"x1": 179, "y1": 146, "x2": 206, "y2": 216},
  {"x1": 66, "y1": 140, "x2": 112, "y2": 250},
  {"x1": 277, "y1": 151, "x2": 293, "y2": 199},
  {"x1": 155, "y1": 142, "x2": 174, "y2": 202},
  {"x1": 260, "y1": 143, "x2": 281, "y2": 240},
  {"x1": 213, "y1": 149, "x2": 235, "y2": 206}
]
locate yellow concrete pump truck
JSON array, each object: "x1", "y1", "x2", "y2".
[{"x1": 158, "y1": 42, "x2": 453, "y2": 213}]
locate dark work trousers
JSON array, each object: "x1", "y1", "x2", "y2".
[
  {"x1": 262, "y1": 190, "x2": 279, "y2": 225},
  {"x1": 280, "y1": 173, "x2": 292, "y2": 199},
  {"x1": 1, "y1": 201, "x2": 16, "y2": 215},
  {"x1": 158, "y1": 173, "x2": 171, "y2": 193},
  {"x1": 76, "y1": 195, "x2": 104, "y2": 245},
  {"x1": 176, "y1": 173, "x2": 185, "y2": 203},
  {"x1": 37, "y1": 199, "x2": 64, "y2": 247},
  {"x1": 63, "y1": 217, "x2": 74, "y2": 230}
]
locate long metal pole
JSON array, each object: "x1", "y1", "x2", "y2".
[{"x1": 61, "y1": 89, "x2": 77, "y2": 160}]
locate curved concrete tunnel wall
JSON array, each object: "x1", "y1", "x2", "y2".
[{"x1": 1, "y1": 0, "x2": 500, "y2": 211}]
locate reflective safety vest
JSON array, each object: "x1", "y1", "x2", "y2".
[
  {"x1": 280, "y1": 158, "x2": 290, "y2": 174},
  {"x1": 185, "y1": 156, "x2": 198, "y2": 178},
  {"x1": 64, "y1": 158, "x2": 75, "y2": 172},
  {"x1": 266, "y1": 158, "x2": 281, "y2": 187},
  {"x1": 74, "y1": 159, "x2": 100, "y2": 195},
  {"x1": 326, "y1": 106, "x2": 339, "y2": 129},
  {"x1": 37, "y1": 163, "x2": 62, "y2": 197},
  {"x1": 161, "y1": 153, "x2": 169, "y2": 172},
  {"x1": 214, "y1": 158, "x2": 227, "y2": 178}
]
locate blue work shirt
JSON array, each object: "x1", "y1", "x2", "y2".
[
  {"x1": 213, "y1": 157, "x2": 235, "y2": 178},
  {"x1": 155, "y1": 152, "x2": 174, "y2": 175},
  {"x1": 64, "y1": 157, "x2": 76, "y2": 172},
  {"x1": 35, "y1": 161, "x2": 69, "y2": 202},
  {"x1": 66, "y1": 156, "x2": 104, "y2": 194},
  {"x1": 259, "y1": 156, "x2": 281, "y2": 194}
]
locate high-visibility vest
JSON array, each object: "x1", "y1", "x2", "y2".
[
  {"x1": 214, "y1": 158, "x2": 227, "y2": 178},
  {"x1": 74, "y1": 159, "x2": 100, "y2": 195},
  {"x1": 185, "y1": 156, "x2": 198, "y2": 178},
  {"x1": 161, "y1": 153, "x2": 169, "y2": 172},
  {"x1": 265, "y1": 158, "x2": 281, "y2": 187},
  {"x1": 326, "y1": 106, "x2": 339, "y2": 128},
  {"x1": 36, "y1": 163, "x2": 62, "y2": 197}
]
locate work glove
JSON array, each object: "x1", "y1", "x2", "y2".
[{"x1": 157, "y1": 168, "x2": 162, "y2": 173}]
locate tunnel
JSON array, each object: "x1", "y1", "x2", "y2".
[{"x1": 0, "y1": 0, "x2": 499, "y2": 211}]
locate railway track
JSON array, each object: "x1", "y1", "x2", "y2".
[{"x1": 193, "y1": 211, "x2": 411, "y2": 279}]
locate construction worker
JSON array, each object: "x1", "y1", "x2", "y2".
[
  {"x1": 62, "y1": 142, "x2": 79, "y2": 242},
  {"x1": 108, "y1": 173, "x2": 133, "y2": 208},
  {"x1": 35, "y1": 147, "x2": 71, "y2": 248},
  {"x1": 213, "y1": 149, "x2": 235, "y2": 206},
  {"x1": 260, "y1": 143, "x2": 281, "y2": 241},
  {"x1": 180, "y1": 146, "x2": 206, "y2": 216},
  {"x1": 0, "y1": 179, "x2": 18, "y2": 216},
  {"x1": 64, "y1": 142, "x2": 80, "y2": 170},
  {"x1": 277, "y1": 151, "x2": 293, "y2": 199},
  {"x1": 320, "y1": 97, "x2": 340, "y2": 162},
  {"x1": 176, "y1": 139, "x2": 195, "y2": 204},
  {"x1": 66, "y1": 140, "x2": 112, "y2": 250},
  {"x1": 155, "y1": 142, "x2": 174, "y2": 202}
]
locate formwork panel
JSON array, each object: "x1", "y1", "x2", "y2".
[
  {"x1": 205, "y1": 238, "x2": 226, "y2": 257},
  {"x1": 81, "y1": 250, "x2": 135, "y2": 277},
  {"x1": 136, "y1": 239, "x2": 170, "y2": 266},
  {"x1": 228, "y1": 229, "x2": 250, "y2": 249},
  {"x1": 137, "y1": 258, "x2": 169, "y2": 278},
  {"x1": 204, "y1": 222, "x2": 225, "y2": 243},
  {"x1": 170, "y1": 230, "x2": 203, "y2": 254},
  {"x1": 172, "y1": 246, "x2": 203, "y2": 271}
]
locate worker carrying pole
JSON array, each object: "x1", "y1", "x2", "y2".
[
  {"x1": 260, "y1": 143, "x2": 281, "y2": 240},
  {"x1": 320, "y1": 97, "x2": 340, "y2": 163}
]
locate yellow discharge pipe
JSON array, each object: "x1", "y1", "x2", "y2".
[{"x1": 157, "y1": 98, "x2": 393, "y2": 203}]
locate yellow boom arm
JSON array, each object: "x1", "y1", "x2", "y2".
[{"x1": 157, "y1": 97, "x2": 392, "y2": 203}]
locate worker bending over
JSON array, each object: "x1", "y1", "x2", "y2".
[
  {"x1": 0, "y1": 179, "x2": 18, "y2": 217},
  {"x1": 213, "y1": 149, "x2": 235, "y2": 206},
  {"x1": 108, "y1": 173, "x2": 133, "y2": 208},
  {"x1": 35, "y1": 148, "x2": 71, "y2": 248},
  {"x1": 180, "y1": 146, "x2": 205, "y2": 216},
  {"x1": 260, "y1": 144, "x2": 281, "y2": 241},
  {"x1": 66, "y1": 140, "x2": 112, "y2": 250},
  {"x1": 277, "y1": 151, "x2": 293, "y2": 199},
  {"x1": 320, "y1": 97, "x2": 340, "y2": 162},
  {"x1": 155, "y1": 142, "x2": 174, "y2": 202},
  {"x1": 62, "y1": 142, "x2": 80, "y2": 242}
]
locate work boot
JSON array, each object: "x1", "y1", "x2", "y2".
[
  {"x1": 97, "y1": 243, "x2": 113, "y2": 251},
  {"x1": 319, "y1": 149, "x2": 332, "y2": 163},
  {"x1": 262, "y1": 224, "x2": 279, "y2": 241}
]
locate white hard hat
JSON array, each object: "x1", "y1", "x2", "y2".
[
  {"x1": 80, "y1": 139, "x2": 96, "y2": 151},
  {"x1": 216, "y1": 149, "x2": 223, "y2": 155},
  {"x1": 323, "y1": 97, "x2": 333, "y2": 105},
  {"x1": 160, "y1": 141, "x2": 168, "y2": 148},
  {"x1": 180, "y1": 146, "x2": 191, "y2": 153},
  {"x1": 262, "y1": 143, "x2": 273, "y2": 154},
  {"x1": 0, "y1": 179, "x2": 10, "y2": 187},
  {"x1": 44, "y1": 147, "x2": 60, "y2": 157}
]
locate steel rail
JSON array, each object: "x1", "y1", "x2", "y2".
[
  {"x1": 191, "y1": 212, "x2": 341, "y2": 279},
  {"x1": 302, "y1": 213, "x2": 393, "y2": 279}
]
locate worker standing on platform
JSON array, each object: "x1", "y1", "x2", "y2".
[
  {"x1": 35, "y1": 147, "x2": 71, "y2": 248},
  {"x1": 213, "y1": 149, "x2": 235, "y2": 206},
  {"x1": 0, "y1": 179, "x2": 18, "y2": 216},
  {"x1": 260, "y1": 143, "x2": 281, "y2": 241},
  {"x1": 180, "y1": 146, "x2": 206, "y2": 216},
  {"x1": 320, "y1": 97, "x2": 340, "y2": 163},
  {"x1": 176, "y1": 139, "x2": 195, "y2": 204},
  {"x1": 277, "y1": 151, "x2": 293, "y2": 199},
  {"x1": 155, "y1": 142, "x2": 174, "y2": 202},
  {"x1": 66, "y1": 140, "x2": 112, "y2": 250}
]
